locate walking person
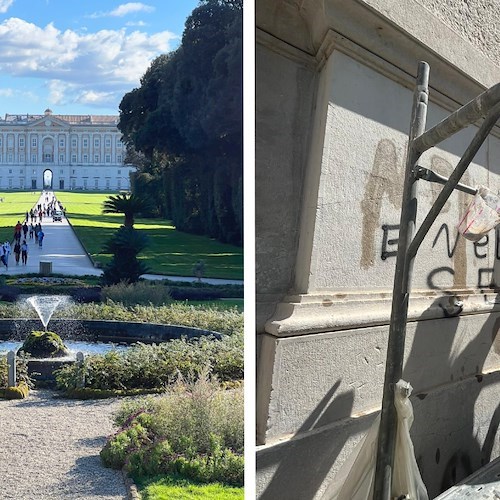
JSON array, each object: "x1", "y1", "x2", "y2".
[
  {"x1": 29, "y1": 223, "x2": 34, "y2": 240},
  {"x1": 4, "y1": 241, "x2": 11, "y2": 266},
  {"x1": 21, "y1": 240, "x2": 28, "y2": 265},
  {"x1": 13, "y1": 240, "x2": 20, "y2": 265},
  {"x1": 0, "y1": 244, "x2": 7, "y2": 270},
  {"x1": 22, "y1": 221, "x2": 28, "y2": 239},
  {"x1": 14, "y1": 220, "x2": 22, "y2": 242},
  {"x1": 38, "y1": 229, "x2": 44, "y2": 248}
]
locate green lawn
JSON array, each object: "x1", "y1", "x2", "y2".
[
  {"x1": 0, "y1": 191, "x2": 243, "y2": 280},
  {"x1": 0, "y1": 191, "x2": 41, "y2": 242},
  {"x1": 136, "y1": 476, "x2": 244, "y2": 500}
]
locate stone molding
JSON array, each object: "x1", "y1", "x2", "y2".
[{"x1": 265, "y1": 289, "x2": 500, "y2": 337}]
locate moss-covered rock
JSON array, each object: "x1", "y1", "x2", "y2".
[
  {"x1": 2, "y1": 381, "x2": 29, "y2": 399},
  {"x1": 18, "y1": 330, "x2": 69, "y2": 358}
]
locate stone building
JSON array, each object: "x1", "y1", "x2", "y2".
[
  {"x1": 256, "y1": 0, "x2": 500, "y2": 498},
  {"x1": 0, "y1": 109, "x2": 135, "y2": 191}
]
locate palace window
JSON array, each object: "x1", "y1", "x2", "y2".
[
  {"x1": 83, "y1": 154, "x2": 88, "y2": 163},
  {"x1": 94, "y1": 138, "x2": 100, "y2": 148},
  {"x1": 31, "y1": 155, "x2": 37, "y2": 164},
  {"x1": 116, "y1": 139, "x2": 122, "y2": 148},
  {"x1": 105, "y1": 154, "x2": 111, "y2": 163},
  {"x1": 59, "y1": 154, "x2": 64, "y2": 163},
  {"x1": 94, "y1": 154, "x2": 99, "y2": 163},
  {"x1": 8, "y1": 154, "x2": 13, "y2": 163},
  {"x1": 59, "y1": 137, "x2": 65, "y2": 148},
  {"x1": 83, "y1": 138, "x2": 88, "y2": 148},
  {"x1": 71, "y1": 137, "x2": 77, "y2": 148},
  {"x1": 117, "y1": 154, "x2": 122, "y2": 163},
  {"x1": 19, "y1": 137, "x2": 25, "y2": 147},
  {"x1": 105, "y1": 137, "x2": 111, "y2": 147},
  {"x1": 71, "y1": 154, "x2": 77, "y2": 163},
  {"x1": 31, "y1": 137, "x2": 37, "y2": 147}
]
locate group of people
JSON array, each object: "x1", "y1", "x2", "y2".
[
  {"x1": 28, "y1": 194, "x2": 63, "y2": 223},
  {"x1": 0, "y1": 238, "x2": 28, "y2": 269},
  {"x1": 0, "y1": 201, "x2": 50, "y2": 270}
]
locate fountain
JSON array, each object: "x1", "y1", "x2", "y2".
[
  {"x1": 26, "y1": 295, "x2": 70, "y2": 332},
  {"x1": 0, "y1": 294, "x2": 223, "y2": 386}
]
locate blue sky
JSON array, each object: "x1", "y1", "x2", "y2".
[{"x1": 0, "y1": 0, "x2": 199, "y2": 116}]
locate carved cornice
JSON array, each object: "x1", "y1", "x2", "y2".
[{"x1": 265, "y1": 289, "x2": 500, "y2": 337}]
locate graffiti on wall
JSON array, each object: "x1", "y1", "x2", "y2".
[{"x1": 361, "y1": 139, "x2": 497, "y2": 289}]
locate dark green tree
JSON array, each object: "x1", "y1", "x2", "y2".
[
  {"x1": 102, "y1": 192, "x2": 153, "y2": 227},
  {"x1": 118, "y1": 0, "x2": 243, "y2": 246},
  {"x1": 101, "y1": 226, "x2": 150, "y2": 285}
]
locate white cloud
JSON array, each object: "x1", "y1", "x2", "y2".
[
  {"x1": 126, "y1": 21, "x2": 147, "y2": 27},
  {"x1": 0, "y1": 17, "x2": 177, "y2": 110},
  {"x1": 0, "y1": 0, "x2": 14, "y2": 14},
  {"x1": 110, "y1": 3, "x2": 154, "y2": 17},
  {"x1": 77, "y1": 89, "x2": 116, "y2": 105},
  {"x1": 90, "y1": 2, "x2": 154, "y2": 19}
]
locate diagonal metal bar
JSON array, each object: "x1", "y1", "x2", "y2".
[
  {"x1": 414, "y1": 82, "x2": 500, "y2": 154},
  {"x1": 408, "y1": 100, "x2": 500, "y2": 260}
]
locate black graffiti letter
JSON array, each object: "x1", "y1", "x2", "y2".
[
  {"x1": 474, "y1": 235, "x2": 489, "y2": 259},
  {"x1": 427, "y1": 267, "x2": 455, "y2": 290},
  {"x1": 432, "y1": 223, "x2": 460, "y2": 258},
  {"x1": 381, "y1": 224, "x2": 399, "y2": 260}
]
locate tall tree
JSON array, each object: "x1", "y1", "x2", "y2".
[
  {"x1": 118, "y1": 0, "x2": 243, "y2": 246},
  {"x1": 102, "y1": 193, "x2": 152, "y2": 227}
]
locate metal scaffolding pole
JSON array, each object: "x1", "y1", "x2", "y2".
[{"x1": 373, "y1": 63, "x2": 500, "y2": 500}]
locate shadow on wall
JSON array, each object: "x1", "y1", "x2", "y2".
[
  {"x1": 404, "y1": 294, "x2": 500, "y2": 497},
  {"x1": 257, "y1": 381, "x2": 375, "y2": 500}
]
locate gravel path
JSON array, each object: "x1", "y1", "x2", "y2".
[{"x1": 0, "y1": 389, "x2": 128, "y2": 499}]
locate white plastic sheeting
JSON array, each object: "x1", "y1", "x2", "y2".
[
  {"x1": 321, "y1": 380, "x2": 428, "y2": 500},
  {"x1": 456, "y1": 186, "x2": 500, "y2": 241}
]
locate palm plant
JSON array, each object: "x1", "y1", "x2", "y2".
[{"x1": 102, "y1": 192, "x2": 152, "y2": 227}]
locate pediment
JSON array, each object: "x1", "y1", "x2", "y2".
[{"x1": 29, "y1": 115, "x2": 70, "y2": 129}]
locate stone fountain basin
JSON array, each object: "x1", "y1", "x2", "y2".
[
  {"x1": 0, "y1": 318, "x2": 222, "y2": 343},
  {"x1": 0, "y1": 319, "x2": 222, "y2": 385}
]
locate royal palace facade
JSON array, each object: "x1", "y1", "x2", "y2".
[{"x1": 0, "y1": 109, "x2": 135, "y2": 191}]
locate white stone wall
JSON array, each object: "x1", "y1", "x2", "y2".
[{"x1": 256, "y1": 0, "x2": 500, "y2": 498}]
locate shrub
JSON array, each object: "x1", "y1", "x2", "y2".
[
  {"x1": 2, "y1": 381, "x2": 29, "y2": 399},
  {"x1": 102, "y1": 375, "x2": 244, "y2": 486},
  {"x1": 168, "y1": 287, "x2": 223, "y2": 301},
  {"x1": 0, "y1": 285, "x2": 21, "y2": 302},
  {"x1": 0, "y1": 353, "x2": 34, "y2": 389},
  {"x1": 71, "y1": 287, "x2": 102, "y2": 303},
  {"x1": 54, "y1": 335, "x2": 243, "y2": 392},
  {"x1": 102, "y1": 281, "x2": 171, "y2": 306},
  {"x1": 101, "y1": 226, "x2": 150, "y2": 285}
]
